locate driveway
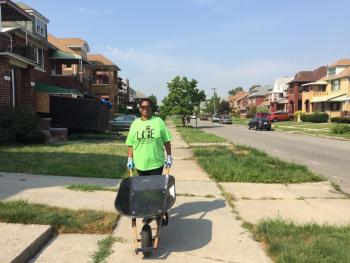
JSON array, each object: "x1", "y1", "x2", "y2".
[{"x1": 193, "y1": 120, "x2": 350, "y2": 194}]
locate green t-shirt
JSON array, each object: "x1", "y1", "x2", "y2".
[{"x1": 126, "y1": 116, "x2": 172, "y2": 171}]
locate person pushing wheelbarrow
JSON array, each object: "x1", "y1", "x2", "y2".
[
  {"x1": 126, "y1": 97, "x2": 173, "y2": 224},
  {"x1": 115, "y1": 98, "x2": 175, "y2": 257}
]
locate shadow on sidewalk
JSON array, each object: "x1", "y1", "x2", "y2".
[{"x1": 150, "y1": 199, "x2": 226, "y2": 259}]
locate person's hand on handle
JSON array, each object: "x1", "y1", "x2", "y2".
[
  {"x1": 165, "y1": 155, "x2": 173, "y2": 168},
  {"x1": 127, "y1": 157, "x2": 134, "y2": 170}
]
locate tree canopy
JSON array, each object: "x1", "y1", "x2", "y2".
[
  {"x1": 148, "y1": 94, "x2": 158, "y2": 113},
  {"x1": 160, "y1": 76, "x2": 206, "y2": 126},
  {"x1": 218, "y1": 100, "x2": 230, "y2": 115},
  {"x1": 228, "y1": 86, "x2": 243, "y2": 96}
]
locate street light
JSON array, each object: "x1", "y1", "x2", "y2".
[{"x1": 211, "y1": 88, "x2": 218, "y2": 115}]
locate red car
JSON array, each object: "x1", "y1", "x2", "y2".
[{"x1": 268, "y1": 111, "x2": 290, "y2": 122}]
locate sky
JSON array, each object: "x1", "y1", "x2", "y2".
[{"x1": 23, "y1": 0, "x2": 350, "y2": 100}]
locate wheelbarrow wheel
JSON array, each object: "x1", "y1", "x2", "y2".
[{"x1": 141, "y1": 224, "x2": 152, "y2": 257}]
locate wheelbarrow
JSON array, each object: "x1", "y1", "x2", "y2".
[{"x1": 114, "y1": 168, "x2": 176, "y2": 257}]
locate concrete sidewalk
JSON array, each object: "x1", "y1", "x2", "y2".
[{"x1": 107, "y1": 123, "x2": 271, "y2": 262}]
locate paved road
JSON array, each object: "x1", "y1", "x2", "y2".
[{"x1": 192, "y1": 120, "x2": 350, "y2": 194}]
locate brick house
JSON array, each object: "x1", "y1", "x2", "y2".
[
  {"x1": 246, "y1": 85, "x2": 271, "y2": 111},
  {"x1": 0, "y1": 0, "x2": 44, "y2": 109},
  {"x1": 287, "y1": 66, "x2": 327, "y2": 114},
  {"x1": 88, "y1": 54, "x2": 121, "y2": 115},
  {"x1": 228, "y1": 91, "x2": 248, "y2": 115},
  {"x1": 47, "y1": 34, "x2": 92, "y2": 94},
  {"x1": 268, "y1": 77, "x2": 293, "y2": 112}
]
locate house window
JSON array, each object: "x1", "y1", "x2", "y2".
[
  {"x1": 328, "y1": 67, "x2": 336, "y2": 76},
  {"x1": 330, "y1": 102, "x2": 341, "y2": 111},
  {"x1": 35, "y1": 17, "x2": 46, "y2": 37},
  {"x1": 331, "y1": 80, "x2": 340, "y2": 91},
  {"x1": 35, "y1": 48, "x2": 45, "y2": 70}
]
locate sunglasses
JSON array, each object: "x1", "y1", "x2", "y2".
[{"x1": 140, "y1": 105, "x2": 151, "y2": 110}]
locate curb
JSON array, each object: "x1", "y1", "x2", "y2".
[{"x1": 11, "y1": 226, "x2": 53, "y2": 263}]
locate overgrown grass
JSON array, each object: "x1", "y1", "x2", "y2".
[
  {"x1": 68, "y1": 131, "x2": 119, "y2": 141},
  {"x1": 192, "y1": 145, "x2": 324, "y2": 183},
  {"x1": 0, "y1": 200, "x2": 118, "y2": 234},
  {"x1": 91, "y1": 235, "x2": 120, "y2": 263},
  {"x1": 0, "y1": 142, "x2": 128, "y2": 178},
  {"x1": 176, "y1": 126, "x2": 226, "y2": 143},
  {"x1": 251, "y1": 219, "x2": 350, "y2": 263},
  {"x1": 66, "y1": 184, "x2": 117, "y2": 192}
]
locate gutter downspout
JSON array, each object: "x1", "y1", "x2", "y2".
[
  {"x1": 11, "y1": 69, "x2": 15, "y2": 107},
  {"x1": 0, "y1": 4, "x2": 2, "y2": 33}
]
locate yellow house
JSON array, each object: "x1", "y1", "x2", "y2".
[{"x1": 302, "y1": 59, "x2": 350, "y2": 118}]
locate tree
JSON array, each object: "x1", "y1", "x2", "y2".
[
  {"x1": 205, "y1": 96, "x2": 221, "y2": 115},
  {"x1": 148, "y1": 94, "x2": 158, "y2": 113},
  {"x1": 249, "y1": 85, "x2": 261, "y2": 93},
  {"x1": 218, "y1": 100, "x2": 230, "y2": 115},
  {"x1": 160, "y1": 76, "x2": 206, "y2": 126},
  {"x1": 228, "y1": 86, "x2": 243, "y2": 96}
]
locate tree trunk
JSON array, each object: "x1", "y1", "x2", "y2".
[{"x1": 182, "y1": 116, "x2": 186, "y2": 127}]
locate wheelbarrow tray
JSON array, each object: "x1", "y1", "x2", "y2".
[{"x1": 115, "y1": 174, "x2": 176, "y2": 218}]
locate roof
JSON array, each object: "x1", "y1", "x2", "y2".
[
  {"x1": 247, "y1": 85, "x2": 271, "y2": 98},
  {"x1": 57, "y1": 38, "x2": 90, "y2": 53},
  {"x1": 48, "y1": 34, "x2": 76, "y2": 54},
  {"x1": 272, "y1": 77, "x2": 294, "y2": 93},
  {"x1": 15, "y1": 1, "x2": 49, "y2": 22},
  {"x1": 330, "y1": 59, "x2": 350, "y2": 67},
  {"x1": 87, "y1": 54, "x2": 121, "y2": 70},
  {"x1": 311, "y1": 93, "x2": 346, "y2": 103},
  {"x1": 290, "y1": 66, "x2": 327, "y2": 83},
  {"x1": 228, "y1": 91, "x2": 248, "y2": 101},
  {"x1": 0, "y1": 0, "x2": 32, "y2": 21},
  {"x1": 325, "y1": 67, "x2": 350, "y2": 81}
]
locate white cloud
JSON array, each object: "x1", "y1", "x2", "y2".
[{"x1": 96, "y1": 45, "x2": 303, "y2": 98}]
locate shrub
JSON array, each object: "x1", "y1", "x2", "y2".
[
  {"x1": 0, "y1": 107, "x2": 46, "y2": 145},
  {"x1": 246, "y1": 106, "x2": 257, "y2": 118},
  {"x1": 330, "y1": 117, "x2": 350, "y2": 124},
  {"x1": 331, "y1": 124, "x2": 350, "y2": 134},
  {"x1": 300, "y1": 112, "x2": 329, "y2": 123}
]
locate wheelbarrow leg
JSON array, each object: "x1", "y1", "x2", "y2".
[
  {"x1": 132, "y1": 218, "x2": 138, "y2": 253},
  {"x1": 153, "y1": 217, "x2": 162, "y2": 254}
]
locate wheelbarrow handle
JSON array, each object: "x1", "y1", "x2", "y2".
[
  {"x1": 129, "y1": 169, "x2": 133, "y2": 177},
  {"x1": 166, "y1": 167, "x2": 170, "y2": 176}
]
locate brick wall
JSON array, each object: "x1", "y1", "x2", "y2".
[{"x1": 0, "y1": 56, "x2": 11, "y2": 106}]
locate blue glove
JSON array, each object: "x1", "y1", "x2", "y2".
[
  {"x1": 127, "y1": 157, "x2": 134, "y2": 170},
  {"x1": 165, "y1": 155, "x2": 173, "y2": 168}
]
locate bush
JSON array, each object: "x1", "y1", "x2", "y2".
[
  {"x1": 331, "y1": 124, "x2": 350, "y2": 134},
  {"x1": 0, "y1": 107, "x2": 46, "y2": 145},
  {"x1": 300, "y1": 112, "x2": 329, "y2": 123},
  {"x1": 331, "y1": 117, "x2": 350, "y2": 124},
  {"x1": 246, "y1": 106, "x2": 257, "y2": 118}
]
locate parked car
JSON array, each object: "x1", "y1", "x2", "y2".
[
  {"x1": 199, "y1": 114, "x2": 209, "y2": 121},
  {"x1": 211, "y1": 115, "x2": 221, "y2": 122},
  {"x1": 190, "y1": 115, "x2": 197, "y2": 119},
  {"x1": 255, "y1": 112, "x2": 270, "y2": 118},
  {"x1": 219, "y1": 116, "x2": 232, "y2": 124},
  {"x1": 248, "y1": 117, "x2": 271, "y2": 130},
  {"x1": 111, "y1": 115, "x2": 136, "y2": 130},
  {"x1": 268, "y1": 111, "x2": 290, "y2": 122}
]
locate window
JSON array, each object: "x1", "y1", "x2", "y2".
[
  {"x1": 35, "y1": 48, "x2": 45, "y2": 70},
  {"x1": 35, "y1": 17, "x2": 46, "y2": 37},
  {"x1": 331, "y1": 80, "x2": 340, "y2": 91},
  {"x1": 328, "y1": 67, "x2": 336, "y2": 76},
  {"x1": 330, "y1": 102, "x2": 341, "y2": 111}
]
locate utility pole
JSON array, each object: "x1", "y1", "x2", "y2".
[{"x1": 211, "y1": 88, "x2": 217, "y2": 115}]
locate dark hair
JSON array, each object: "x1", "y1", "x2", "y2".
[{"x1": 139, "y1": 98, "x2": 153, "y2": 107}]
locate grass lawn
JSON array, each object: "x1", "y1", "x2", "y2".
[
  {"x1": 66, "y1": 184, "x2": 116, "y2": 192},
  {"x1": 249, "y1": 219, "x2": 350, "y2": 263},
  {"x1": 176, "y1": 126, "x2": 226, "y2": 143},
  {"x1": 0, "y1": 200, "x2": 118, "y2": 234},
  {"x1": 232, "y1": 117, "x2": 250, "y2": 125},
  {"x1": 0, "y1": 142, "x2": 128, "y2": 178},
  {"x1": 192, "y1": 145, "x2": 324, "y2": 183}
]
